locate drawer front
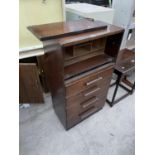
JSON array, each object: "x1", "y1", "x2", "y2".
[
  {"x1": 66, "y1": 80, "x2": 110, "y2": 118},
  {"x1": 66, "y1": 77, "x2": 111, "y2": 108},
  {"x1": 67, "y1": 97, "x2": 104, "y2": 129},
  {"x1": 66, "y1": 74, "x2": 112, "y2": 129},
  {"x1": 65, "y1": 65, "x2": 113, "y2": 98},
  {"x1": 67, "y1": 92, "x2": 107, "y2": 119}
]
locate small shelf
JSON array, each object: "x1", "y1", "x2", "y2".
[
  {"x1": 64, "y1": 37, "x2": 107, "y2": 66},
  {"x1": 92, "y1": 38, "x2": 106, "y2": 51},
  {"x1": 64, "y1": 46, "x2": 74, "y2": 60},
  {"x1": 64, "y1": 49, "x2": 105, "y2": 66},
  {"x1": 64, "y1": 54, "x2": 113, "y2": 79},
  {"x1": 74, "y1": 42, "x2": 91, "y2": 57}
]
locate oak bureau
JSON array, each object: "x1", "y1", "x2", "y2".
[{"x1": 23, "y1": 19, "x2": 124, "y2": 129}]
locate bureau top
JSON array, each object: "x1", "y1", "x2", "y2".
[{"x1": 28, "y1": 19, "x2": 108, "y2": 41}]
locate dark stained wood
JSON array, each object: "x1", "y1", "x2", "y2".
[
  {"x1": 67, "y1": 72, "x2": 112, "y2": 129},
  {"x1": 104, "y1": 31, "x2": 124, "y2": 59},
  {"x1": 66, "y1": 78, "x2": 112, "y2": 113},
  {"x1": 43, "y1": 40, "x2": 67, "y2": 128},
  {"x1": 63, "y1": 37, "x2": 107, "y2": 67},
  {"x1": 28, "y1": 20, "x2": 124, "y2": 129},
  {"x1": 66, "y1": 89, "x2": 104, "y2": 109},
  {"x1": 67, "y1": 100, "x2": 103, "y2": 129},
  {"x1": 122, "y1": 77, "x2": 134, "y2": 88},
  {"x1": 28, "y1": 19, "x2": 107, "y2": 41},
  {"x1": 92, "y1": 37, "x2": 107, "y2": 51},
  {"x1": 65, "y1": 64, "x2": 113, "y2": 97},
  {"x1": 65, "y1": 65, "x2": 113, "y2": 129},
  {"x1": 64, "y1": 49, "x2": 104, "y2": 67},
  {"x1": 115, "y1": 49, "x2": 135, "y2": 75},
  {"x1": 115, "y1": 60, "x2": 135, "y2": 75},
  {"x1": 117, "y1": 48, "x2": 135, "y2": 63},
  {"x1": 19, "y1": 63, "x2": 44, "y2": 103},
  {"x1": 19, "y1": 70, "x2": 29, "y2": 103},
  {"x1": 59, "y1": 25, "x2": 124, "y2": 47},
  {"x1": 37, "y1": 56, "x2": 49, "y2": 93},
  {"x1": 74, "y1": 42, "x2": 92, "y2": 57},
  {"x1": 64, "y1": 54, "x2": 113, "y2": 79}
]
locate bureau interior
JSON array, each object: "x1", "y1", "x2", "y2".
[
  {"x1": 64, "y1": 37, "x2": 107, "y2": 64},
  {"x1": 63, "y1": 37, "x2": 113, "y2": 79}
]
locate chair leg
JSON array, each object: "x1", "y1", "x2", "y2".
[
  {"x1": 111, "y1": 75, "x2": 121, "y2": 104},
  {"x1": 130, "y1": 82, "x2": 135, "y2": 94},
  {"x1": 106, "y1": 74, "x2": 121, "y2": 107}
]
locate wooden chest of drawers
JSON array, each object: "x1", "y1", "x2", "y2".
[
  {"x1": 28, "y1": 19, "x2": 124, "y2": 129},
  {"x1": 65, "y1": 64, "x2": 113, "y2": 128}
]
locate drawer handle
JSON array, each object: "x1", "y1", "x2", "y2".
[
  {"x1": 81, "y1": 97, "x2": 99, "y2": 108},
  {"x1": 84, "y1": 87, "x2": 100, "y2": 97},
  {"x1": 80, "y1": 106, "x2": 97, "y2": 120},
  {"x1": 86, "y1": 77, "x2": 103, "y2": 86}
]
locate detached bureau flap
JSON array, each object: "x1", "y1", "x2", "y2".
[{"x1": 19, "y1": 63, "x2": 44, "y2": 103}]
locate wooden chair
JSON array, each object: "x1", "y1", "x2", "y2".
[{"x1": 106, "y1": 48, "x2": 135, "y2": 107}]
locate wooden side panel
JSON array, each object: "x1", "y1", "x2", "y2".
[
  {"x1": 19, "y1": 63, "x2": 44, "y2": 103},
  {"x1": 104, "y1": 31, "x2": 124, "y2": 60},
  {"x1": 43, "y1": 40, "x2": 67, "y2": 128}
]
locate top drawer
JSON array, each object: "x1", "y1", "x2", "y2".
[{"x1": 65, "y1": 64, "x2": 114, "y2": 98}]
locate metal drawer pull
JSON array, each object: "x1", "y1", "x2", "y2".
[
  {"x1": 82, "y1": 97, "x2": 99, "y2": 108},
  {"x1": 84, "y1": 87, "x2": 101, "y2": 97},
  {"x1": 86, "y1": 77, "x2": 103, "y2": 86},
  {"x1": 80, "y1": 106, "x2": 97, "y2": 119}
]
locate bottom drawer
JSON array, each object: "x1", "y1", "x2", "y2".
[{"x1": 67, "y1": 97, "x2": 105, "y2": 129}]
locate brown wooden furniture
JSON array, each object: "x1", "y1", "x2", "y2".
[
  {"x1": 27, "y1": 19, "x2": 124, "y2": 129},
  {"x1": 19, "y1": 57, "x2": 44, "y2": 103},
  {"x1": 106, "y1": 48, "x2": 135, "y2": 107}
]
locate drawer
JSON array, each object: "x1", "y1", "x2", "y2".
[
  {"x1": 67, "y1": 98, "x2": 104, "y2": 129},
  {"x1": 66, "y1": 78, "x2": 110, "y2": 108},
  {"x1": 66, "y1": 92, "x2": 107, "y2": 119},
  {"x1": 66, "y1": 79, "x2": 111, "y2": 118},
  {"x1": 66, "y1": 71, "x2": 112, "y2": 129},
  {"x1": 65, "y1": 65, "x2": 113, "y2": 97}
]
